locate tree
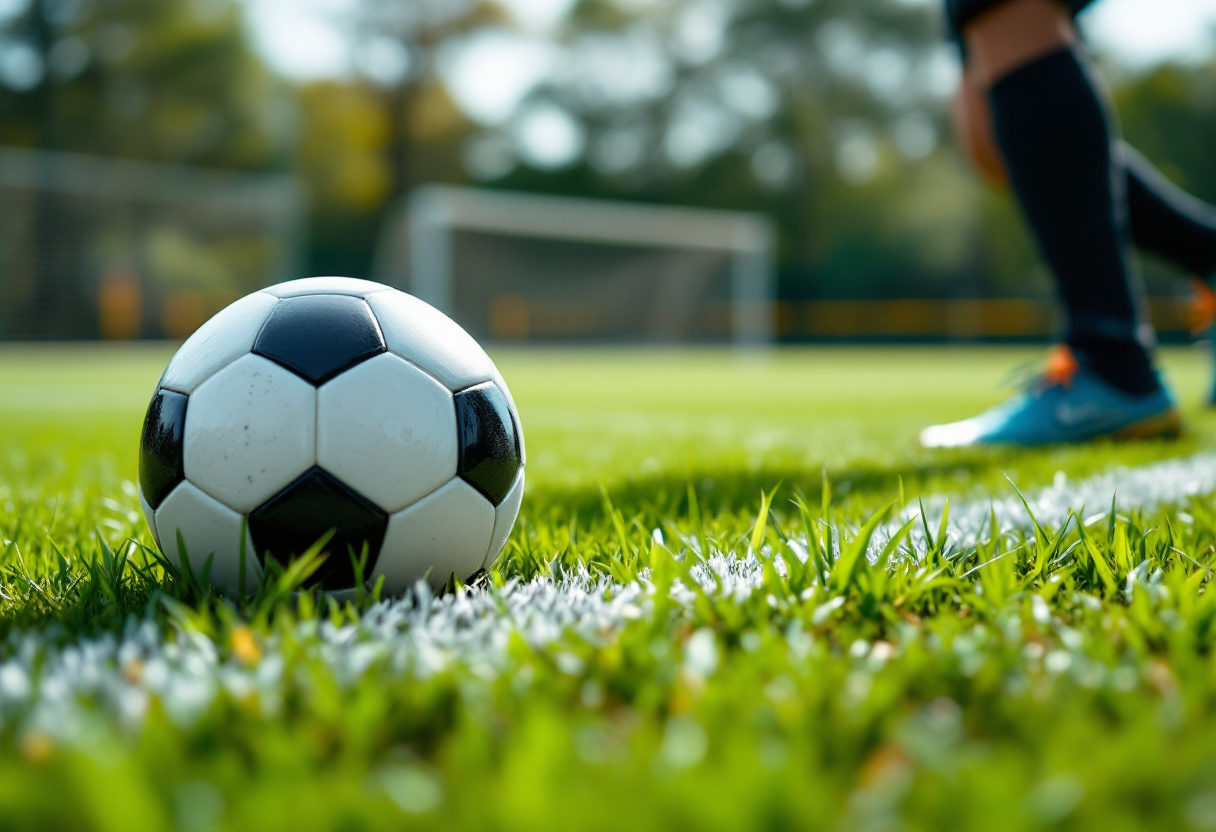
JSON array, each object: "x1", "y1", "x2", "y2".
[
  {"x1": 0, "y1": 0, "x2": 290, "y2": 167},
  {"x1": 343, "y1": 1, "x2": 504, "y2": 208}
]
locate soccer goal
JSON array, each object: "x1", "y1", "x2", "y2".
[
  {"x1": 0, "y1": 147, "x2": 304, "y2": 341},
  {"x1": 372, "y1": 186, "x2": 776, "y2": 345}
]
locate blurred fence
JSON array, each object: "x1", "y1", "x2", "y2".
[
  {"x1": 0, "y1": 147, "x2": 303, "y2": 341},
  {"x1": 0, "y1": 154, "x2": 1193, "y2": 345}
]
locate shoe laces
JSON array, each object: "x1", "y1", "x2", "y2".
[
  {"x1": 1002, "y1": 345, "x2": 1079, "y2": 392},
  {"x1": 1188, "y1": 277, "x2": 1216, "y2": 335}
]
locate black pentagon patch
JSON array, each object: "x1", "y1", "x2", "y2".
[
  {"x1": 253, "y1": 294, "x2": 385, "y2": 385},
  {"x1": 249, "y1": 467, "x2": 388, "y2": 591},
  {"x1": 139, "y1": 387, "x2": 188, "y2": 510},
  {"x1": 455, "y1": 382, "x2": 521, "y2": 506}
]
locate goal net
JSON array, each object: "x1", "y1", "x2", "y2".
[
  {"x1": 373, "y1": 186, "x2": 775, "y2": 345},
  {"x1": 0, "y1": 147, "x2": 303, "y2": 341}
]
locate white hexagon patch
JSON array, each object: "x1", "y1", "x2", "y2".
[
  {"x1": 184, "y1": 354, "x2": 317, "y2": 513},
  {"x1": 367, "y1": 290, "x2": 496, "y2": 391},
  {"x1": 373, "y1": 478, "x2": 495, "y2": 594},
  {"x1": 317, "y1": 353, "x2": 457, "y2": 513},
  {"x1": 155, "y1": 481, "x2": 261, "y2": 596},
  {"x1": 159, "y1": 292, "x2": 278, "y2": 395}
]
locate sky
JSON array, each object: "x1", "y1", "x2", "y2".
[
  {"x1": 1082, "y1": 0, "x2": 1216, "y2": 66},
  {"x1": 243, "y1": 0, "x2": 1216, "y2": 126}
]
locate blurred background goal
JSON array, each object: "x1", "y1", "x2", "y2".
[
  {"x1": 0, "y1": 147, "x2": 303, "y2": 341},
  {"x1": 373, "y1": 186, "x2": 776, "y2": 345}
]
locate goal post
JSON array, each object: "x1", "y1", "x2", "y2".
[{"x1": 372, "y1": 186, "x2": 777, "y2": 346}]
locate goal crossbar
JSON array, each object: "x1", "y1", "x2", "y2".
[{"x1": 374, "y1": 185, "x2": 777, "y2": 345}]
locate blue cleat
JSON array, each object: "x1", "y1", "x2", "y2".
[{"x1": 920, "y1": 346, "x2": 1182, "y2": 448}]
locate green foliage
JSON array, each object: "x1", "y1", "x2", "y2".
[
  {"x1": 2, "y1": 345, "x2": 1216, "y2": 829},
  {"x1": 1117, "y1": 61, "x2": 1216, "y2": 205},
  {"x1": 0, "y1": 0, "x2": 289, "y2": 168}
]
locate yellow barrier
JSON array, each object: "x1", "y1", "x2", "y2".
[
  {"x1": 486, "y1": 295, "x2": 1192, "y2": 341},
  {"x1": 97, "y1": 269, "x2": 143, "y2": 340},
  {"x1": 778, "y1": 298, "x2": 1188, "y2": 339}
]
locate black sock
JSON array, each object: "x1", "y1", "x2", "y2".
[
  {"x1": 1125, "y1": 144, "x2": 1216, "y2": 278},
  {"x1": 988, "y1": 47, "x2": 1159, "y2": 397}
]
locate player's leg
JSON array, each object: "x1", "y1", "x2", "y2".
[
  {"x1": 970, "y1": 0, "x2": 1157, "y2": 394},
  {"x1": 923, "y1": 0, "x2": 1180, "y2": 446},
  {"x1": 1123, "y1": 149, "x2": 1216, "y2": 403},
  {"x1": 955, "y1": 72, "x2": 1216, "y2": 288},
  {"x1": 952, "y1": 69, "x2": 1008, "y2": 188},
  {"x1": 951, "y1": 8, "x2": 1216, "y2": 407},
  {"x1": 1124, "y1": 148, "x2": 1216, "y2": 279},
  {"x1": 1123, "y1": 147, "x2": 1216, "y2": 393}
]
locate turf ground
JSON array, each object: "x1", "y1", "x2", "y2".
[{"x1": 3, "y1": 344, "x2": 1216, "y2": 830}]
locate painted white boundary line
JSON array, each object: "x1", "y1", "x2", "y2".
[
  {"x1": 878, "y1": 450, "x2": 1216, "y2": 560},
  {"x1": 3, "y1": 450, "x2": 1216, "y2": 737}
]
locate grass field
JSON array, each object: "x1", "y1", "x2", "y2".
[{"x1": 4, "y1": 343, "x2": 1216, "y2": 830}]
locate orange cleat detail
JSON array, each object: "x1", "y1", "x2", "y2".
[
  {"x1": 1044, "y1": 344, "x2": 1079, "y2": 388},
  {"x1": 1189, "y1": 277, "x2": 1216, "y2": 335}
]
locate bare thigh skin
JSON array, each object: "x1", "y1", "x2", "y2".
[{"x1": 953, "y1": 0, "x2": 1078, "y2": 184}]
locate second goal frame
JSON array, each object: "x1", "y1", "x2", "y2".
[{"x1": 373, "y1": 185, "x2": 776, "y2": 346}]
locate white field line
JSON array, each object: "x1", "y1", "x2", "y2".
[
  {"x1": 868, "y1": 450, "x2": 1216, "y2": 561},
  {"x1": 2, "y1": 450, "x2": 1216, "y2": 739}
]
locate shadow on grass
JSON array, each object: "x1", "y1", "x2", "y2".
[
  {"x1": 521, "y1": 430, "x2": 1203, "y2": 525},
  {"x1": 521, "y1": 447, "x2": 1026, "y2": 525}
]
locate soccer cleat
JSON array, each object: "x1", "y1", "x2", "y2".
[
  {"x1": 1187, "y1": 277, "x2": 1216, "y2": 407},
  {"x1": 919, "y1": 345, "x2": 1182, "y2": 448}
]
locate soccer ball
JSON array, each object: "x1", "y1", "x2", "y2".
[{"x1": 137, "y1": 277, "x2": 525, "y2": 595}]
